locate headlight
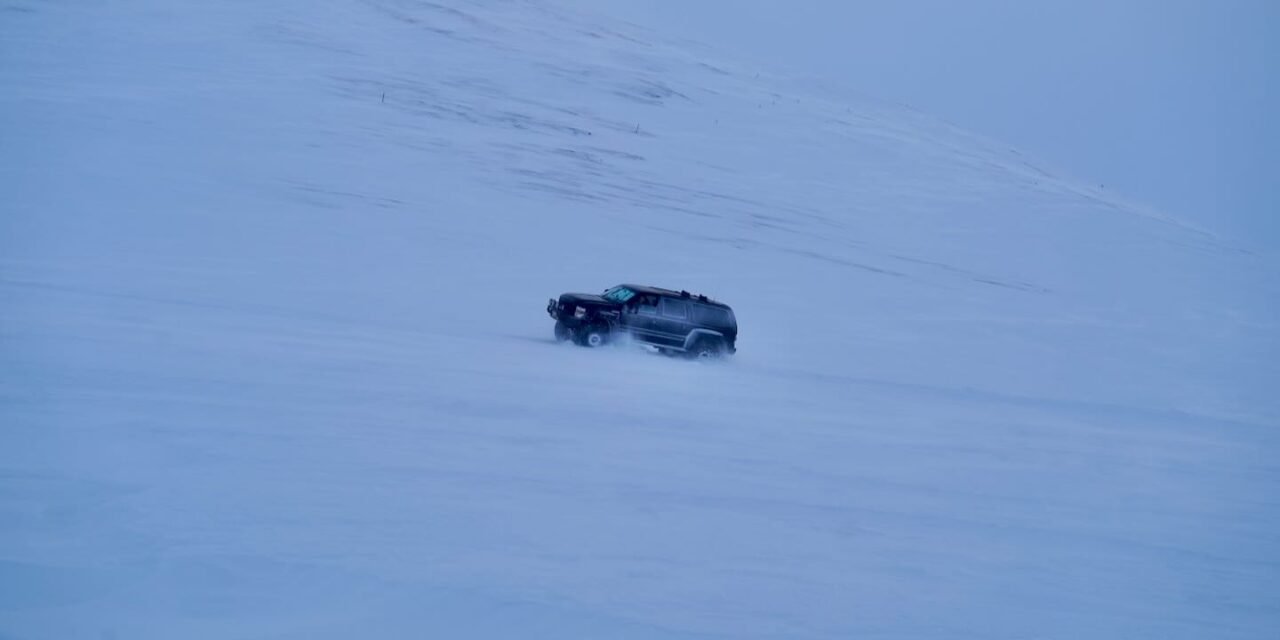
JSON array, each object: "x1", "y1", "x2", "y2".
[{"x1": 574, "y1": 306, "x2": 587, "y2": 318}]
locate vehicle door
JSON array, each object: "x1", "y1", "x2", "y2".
[
  {"x1": 652, "y1": 297, "x2": 691, "y2": 348},
  {"x1": 620, "y1": 294, "x2": 661, "y2": 341}
]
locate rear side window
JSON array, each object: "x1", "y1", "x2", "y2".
[
  {"x1": 692, "y1": 304, "x2": 732, "y2": 327},
  {"x1": 660, "y1": 298, "x2": 688, "y2": 319}
]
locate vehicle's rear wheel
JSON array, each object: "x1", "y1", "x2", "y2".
[
  {"x1": 553, "y1": 320, "x2": 571, "y2": 342},
  {"x1": 577, "y1": 325, "x2": 608, "y2": 348},
  {"x1": 690, "y1": 338, "x2": 725, "y2": 360}
]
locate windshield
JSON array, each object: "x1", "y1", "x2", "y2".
[{"x1": 602, "y1": 286, "x2": 636, "y2": 304}]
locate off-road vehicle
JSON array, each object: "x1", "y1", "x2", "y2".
[{"x1": 546, "y1": 284, "x2": 737, "y2": 358}]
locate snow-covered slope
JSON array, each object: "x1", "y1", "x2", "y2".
[{"x1": 2, "y1": 1, "x2": 1276, "y2": 638}]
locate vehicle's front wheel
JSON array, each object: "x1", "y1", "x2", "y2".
[
  {"x1": 576, "y1": 325, "x2": 609, "y2": 348},
  {"x1": 553, "y1": 320, "x2": 571, "y2": 342}
]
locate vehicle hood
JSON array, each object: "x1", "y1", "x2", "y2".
[{"x1": 558, "y1": 293, "x2": 619, "y2": 307}]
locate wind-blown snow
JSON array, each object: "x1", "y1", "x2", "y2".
[{"x1": 1, "y1": 1, "x2": 1277, "y2": 638}]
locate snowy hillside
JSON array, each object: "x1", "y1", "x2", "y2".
[{"x1": 2, "y1": 0, "x2": 1277, "y2": 638}]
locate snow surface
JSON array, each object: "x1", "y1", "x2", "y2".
[{"x1": 2, "y1": 0, "x2": 1277, "y2": 638}]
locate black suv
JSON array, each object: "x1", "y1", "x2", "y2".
[{"x1": 547, "y1": 284, "x2": 738, "y2": 358}]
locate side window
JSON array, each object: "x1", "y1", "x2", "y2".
[
  {"x1": 693, "y1": 304, "x2": 731, "y2": 326},
  {"x1": 660, "y1": 298, "x2": 688, "y2": 320},
  {"x1": 636, "y1": 295, "x2": 659, "y2": 315}
]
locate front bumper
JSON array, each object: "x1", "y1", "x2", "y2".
[{"x1": 548, "y1": 298, "x2": 590, "y2": 325}]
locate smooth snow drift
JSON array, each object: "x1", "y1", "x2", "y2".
[{"x1": 2, "y1": 0, "x2": 1277, "y2": 638}]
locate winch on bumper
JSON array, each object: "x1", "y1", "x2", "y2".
[{"x1": 547, "y1": 298, "x2": 590, "y2": 323}]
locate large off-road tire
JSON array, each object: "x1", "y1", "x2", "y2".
[
  {"x1": 576, "y1": 324, "x2": 609, "y2": 348},
  {"x1": 688, "y1": 337, "x2": 725, "y2": 360},
  {"x1": 553, "y1": 320, "x2": 571, "y2": 342}
]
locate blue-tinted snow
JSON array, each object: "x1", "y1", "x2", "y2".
[{"x1": 1, "y1": 1, "x2": 1276, "y2": 638}]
